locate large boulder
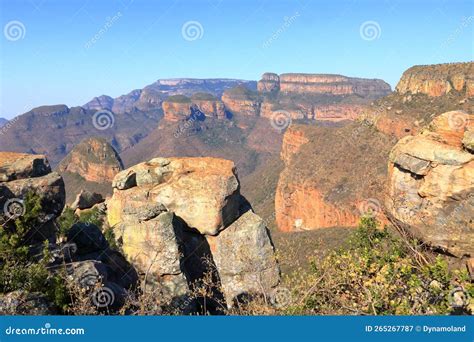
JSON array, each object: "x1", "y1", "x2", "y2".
[
  {"x1": 386, "y1": 111, "x2": 474, "y2": 257},
  {"x1": 107, "y1": 156, "x2": 280, "y2": 308},
  {"x1": 109, "y1": 157, "x2": 240, "y2": 235},
  {"x1": 206, "y1": 210, "x2": 280, "y2": 307}
]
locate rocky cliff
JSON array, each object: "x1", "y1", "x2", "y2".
[
  {"x1": 57, "y1": 137, "x2": 124, "y2": 203},
  {"x1": 107, "y1": 157, "x2": 280, "y2": 308},
  {"x1": 396, "y1": 62, "x2": 474, "y2": 97},
  {"x1": 258, "y1": 73, "x2": 391, "y2": 98},
  {"x1": 386, "y1": 111, "x2": 473, "y2": 257},
  {"x1": 275, "y1": 124, "x2": 394, "y2": 232},
  {"x1": 162, "y1": 94, "x2": 226, "y2": 122}
]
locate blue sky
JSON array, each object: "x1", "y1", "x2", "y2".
[{"x1": 0, "y1": 0, "x2": 473, "y2": 119}]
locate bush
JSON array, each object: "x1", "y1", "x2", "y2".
[
  {"x1": 282, "y1": 217, "x2": 473, "y2": 315},
  {"x1": 0, "y1": 193, "x2": 70, "y2": 310}
]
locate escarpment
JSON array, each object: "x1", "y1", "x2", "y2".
[{"x1": 396, "y1": 62, "x2": 474, "y2": 97}]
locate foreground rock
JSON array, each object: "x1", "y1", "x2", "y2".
[
  {"x1": 0, "y1": 152, "x2": 65, "y2": 242},
  {"x1": 386, "y1": 111, "x2": 474, "y2": 257},
  {"x1": 107, "y1": 157, "x2": 280, "y2": 308}
]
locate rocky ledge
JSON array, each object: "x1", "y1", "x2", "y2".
[{"x1": 162, "y1": 94, "x2": 226, "y2": 122}]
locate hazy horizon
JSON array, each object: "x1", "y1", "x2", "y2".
[{"x1": 1, "y1": 0, "x2": 473, "y2": 119}]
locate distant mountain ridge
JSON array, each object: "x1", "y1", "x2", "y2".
[
  {"x1": 0, "y1": 118, "x2": 8, "y2": 128},
  {"x1": 83, "y1": 78, "x2": 257, "y2": 113}
]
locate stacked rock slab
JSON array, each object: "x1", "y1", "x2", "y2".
[
  {"x1": 0, "y1": 152, "x2": 65, "y2": 242},
  {"x1": 107, "y1": 157, "x2": 280, "y2": 308},
  {"x1": 386, "y1": 111, "x2": 473, "y2": 257}
]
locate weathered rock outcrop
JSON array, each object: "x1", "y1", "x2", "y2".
[
  {"x1": 107, "y1": 157, "x2": 280, "y2": 307},
  {"x1": 221, "y1": 86, "x2": 260, "y2": 116},
  {"x1": 0, "y1": 152, "x2": 65, "y2": 242},
  {"x1": 58, "y1": 137, "x2": 123, "y2": 184},
  {"x1": 162, "y1": 94, "x2": 226, "y2": 122},
  {"x1": 257, "y1": 73, "x2": 280, "y2": 93},
  {"x1": 396, "y1": 62, "x2": 474, "y2": 97},
  {"x1": 258, "y1": 73, "x2": 391, "y2": 97},
  {"x1": 386, "y1": 111, "x2": 473, "y2": 257}
]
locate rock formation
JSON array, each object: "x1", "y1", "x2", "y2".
[
  {"x1": 259, "y1": 73, "x2": 391, "y2": 98},
  {"x1": 107, "y1": 156, "x2": 280, "y2": 307},
  {"x1": 221, "y1": 86, "x2": 261, "y2": 116},
  {"x1": 0, "y1": 152, "x2": 65, "y2": 242},
  {"x1": 386, "y1": 110, "x2": 473, "y2": 257},
  {"x1": 57, "y1": 137, "x2": 123, "y2": 203},
  {"x1": 162, "y1": 94, "x2": 226, "y2": 122},
  {"x1": 396, "y1": 62, "x2": 474, "y2": 97}
]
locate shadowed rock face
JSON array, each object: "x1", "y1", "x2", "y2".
[
  {"x1": 396, "y1": 62, "x2": 474, "y2": 97},
  {"x1": 107, "y1": 156, "x2": 280, "y2": 307},
  {"x1": 386, "y1": 111, "x2": 474, "y2": 257},
  {"x1": 162, "y1": 94, "x2": 226, "y2": 122}
]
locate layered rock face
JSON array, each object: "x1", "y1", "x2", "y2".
[
  {"x1": 257, "y1": 73, "x2": 280, "y2": 93},
  {"x1": 396, "y1": 62, "x2": 474, "y2": 97},
  {"x1": 57, "y1": 137, "x2": 123, "y2": 184},
  {"x1": 221, "y1": 86, "x2": 260, "y2": 116},
  {"x1": 0, "y1": 152, "x2": 65, "y2": 242},
  {"x1": 107, "y1": 157, "x2": 280, "y2": 307},
  {"x1": 258, "y1": 73, "x2": 391, "y2": 97},
  {"x1": 162, "y1": 95, "x2": 226, "y2": 122},
  {"x1": 275, "y1": 124, "x2": 394, "y2": 232},
  {"x1": 386, "y1": 111, "x2": 473, "y2": 257}
]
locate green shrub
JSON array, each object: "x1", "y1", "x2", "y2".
[{"x1": 283, "y1": 217, "x2": 472, "y2": 315}]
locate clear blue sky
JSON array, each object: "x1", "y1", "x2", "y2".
[{"x1": 0, "y1": 0, "x2": 473, "y2": 119}]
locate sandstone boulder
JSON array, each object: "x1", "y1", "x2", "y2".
[
  {"x1": 109, "y1": 157, "x2": 240, "y2": 235},
  {"x1": 0, "y1": 152, "x2": 51, "y2": 182},
  {"x1": 71, "y1": 190, "x2": 104, "y2": 210},
  {"x1": 206, "y1": 210, "x2": 280, "y2": 307},
  {"x1": 386, "y1": 111, "x2": 474, "y2": 257}
]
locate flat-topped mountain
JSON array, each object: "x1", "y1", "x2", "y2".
[{"x1": 258, "y1": 72, "x2": 391, "y2": 98}]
